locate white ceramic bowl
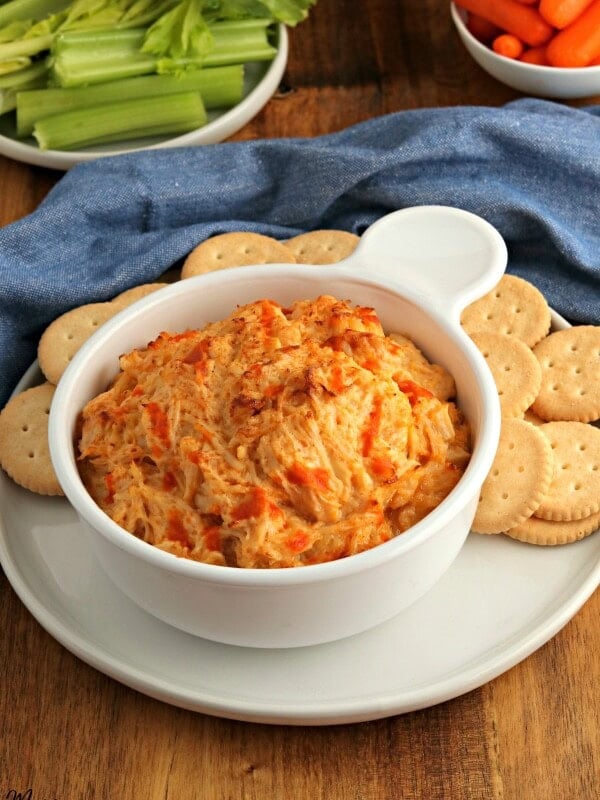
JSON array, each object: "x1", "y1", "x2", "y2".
[
  {"x1": 49, "y1": 206, "x2": 506, "y2": 649},
  {"x1": 451, "y1": 4, "x2": 600, "y2": 98}
]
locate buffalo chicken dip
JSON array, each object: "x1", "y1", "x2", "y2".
[{"x1": 78, "y1": 296, "x2": 471, "y2": 568}]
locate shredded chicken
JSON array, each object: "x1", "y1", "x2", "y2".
[{"x1": 78, "y1": 295, "x2": 471, "y2": 568}]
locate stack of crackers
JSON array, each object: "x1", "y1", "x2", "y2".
[
  {"x1": 463, "y1": 275, "x2": 600, "y2": 546},
  {"x1": 0, "y1": 229, "x2": 598, "y2": 549}
]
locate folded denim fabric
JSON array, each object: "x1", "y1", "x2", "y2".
[{"x1": 1, "y1": 97, "x2": 599, "y2": 406}]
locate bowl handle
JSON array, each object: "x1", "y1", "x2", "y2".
[{"x1": 346, "y1": 206, "x2": 507, "y2": 322}]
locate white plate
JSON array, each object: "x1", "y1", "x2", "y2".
[
  {"x1": 0, "y1": 25, "x2": 287, "y2": 171},
  {"x1": 1, "y1": 312, "x2": 599, "y2": 725}
]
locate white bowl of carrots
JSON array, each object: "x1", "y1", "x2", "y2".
[{"x1": 451, "y1": 1, "x2": 600, "y2": 98}]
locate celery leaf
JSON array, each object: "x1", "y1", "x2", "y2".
[
  {"x1": 141, "y1": 0, "x2": 213, "y2": 60},
  {"x1": 24, "y1": 11, "x2": 67, "y2": 38},
  {"x1": 203, "y1": 0, "x2": 272, "y2": 22},
  {"x1": 259, "y1": 0, "x2": 316, "y2": 25}
]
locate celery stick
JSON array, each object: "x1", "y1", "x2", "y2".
[
  {"x1": 17, "y1": 64, "x2": 243, "y2": 136},
  {"x1": 0, "y1": 0, "x2": 69, "y2": 26},
  {"x1": 62, "y1": 122, "x2": 196, "y2": 148},
  {"x1": 0, "y1": 33, "x2": 53, "y2": 60},
  {"x1": 0, "y1": 58, "x2": 47, "y2": 88},
  {"x1": 201, "y1": 20, "x2": 277, "y2": 67},
  {"x1": 52, "y1": 28, "x2": 175, "y2": 87},
  {"x1": 0, "y1": 59, "x2": 46, "y2": 114},
  {"x1": 33, "y1": 90, "x2": 206, "y2": 150},
  {"x1": 51, "y1": 20, "x2": 276, "y2": 87},
  {"x1": 0, "y1": 74, "x2": 45, "y2": 112},
  {"x1": 0, "y1": 55, "x2": 30, "y2": 74}
]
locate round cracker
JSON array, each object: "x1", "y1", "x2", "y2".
[
  {"x1": 112, "y1": 283, "x2": 168, "y2": 308},
  {"x1": 470, "y1": 331, "x2": 542, "y2": 418},
  {"x1": 461, "y1": 274, "x2": 551, "y2": 348},
  {"x1": 532, "y1": 326, "x2": 600, "y2": 423},
  {"x1": 0, "y1": 383, "x2": 63, "y2": 496},
  {"x1": 181, "y1": 232, "x2": 296, "y2": 278},
  {"x1": 283, "y1": 230, "x2": 359, "y2": 264},
  {"x1": 38, "y1": 302, "x2": 118, "y2": 385},
  {"x1": 471, "y1": 418, "x2": 554, "y2": 535},
  {"x1": 534, "y1": 422, "x2": 600, "y2": 521},
  {"x1": 506, "y1": 510, "x2": 600, "y2": 546}
]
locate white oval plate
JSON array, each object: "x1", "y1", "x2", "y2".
[
  {"x1": 0, "y1": 311, "x2": 598, "y2": 725},
  {"x1": 0, "y1": 25, "x2": 287, "y2": 171}
]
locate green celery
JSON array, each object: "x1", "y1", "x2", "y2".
[
  {"x1": 252, "y1": 0, "x2": 316, "y2": 25},
  {"x1": 0, "y1": 58, "x2": 47, "y2": 87},
  {"x1": 198, "y1": 18, "x2": 276, "y2": 66},
  {"x1": 0, "y1": 5, "x2": 67, "y2": 61},
  {"x1": 0, "y1": 1, "x2": 177, "y2": 62},
  {"x1": 32, "y1": 89, "x2": 206, "y2": 150},
  {"x1": 0, "y1": 33, "x2": 53, "y2": 59},
  {"x1": 51, "y1": 19, "x2": 276, "y2": 87},
  {"x1": 0, "y1": 55, "x2": 30, "y2": 74},
  {"x1": 0, "y1": 20, "x2": 32, "y2": 43},
  {"x1": 141, "y1": 0, "x2": 213, "y2": 60},
  {"x1": 0, "y1": 65, "x2": 47, "y2": 114},
  {"x1": 58, "y1": 121, "x2": 192, "y2": 147},
  {"x1": 61, "y1": 0, "x2": 180, "y2": 32},
  {"x1": 0, "y1": 0, "x2": 69, "y2": 26},
  {"x1": 17, "y1": 64, "x2": 243, "y2": 136}
]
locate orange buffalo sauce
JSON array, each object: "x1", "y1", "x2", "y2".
[
  {"x1": 104, "y1": 472, "x2": 116, "y2": 504},
  {"x1": 231, "y1": 487, "x2": 281, "y2": 522},
  {"x1": 395, "y1": 379, "x2": 433, "y2": 406},
  {"x1": 361, "y1": 395, "x2": 383, "y2": 456},
  {"x1": 285, "y1": 462, "x2": 330, "y2": 491},
  {"x1": 356, "y1": 306, "x2": 380, "y2": 327},
  {"x1": 183, "y1": 339, "x2": 210, "y2": 365},
  {"x1": 260, "y1": 299, "x2": 279, "y2": 333},
  {"x1": 330, "y1": 364, "x2": 345, "y2": 393},
  {"x1": 166, "y1": 511, "x2": 191, "y2": 549},
  {"x1": 145, "y1": 402, "x2": 170, "y2": 448},
  {"x1": 203, "y1": 525, "x2": 222, "y2": 553},
  {"x1": 286, "y1": 531, "x2": 310, "y2": 553},
  {"x1": 370, "y1": 456, "x2": 396, "y2": 482}
]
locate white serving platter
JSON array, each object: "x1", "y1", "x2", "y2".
[
  {"x1": 1, "y1": 308, "x2": 598, "y2": 725},
  {"x1": 0, "y1": 25, "x2": 288, "y2": 171}
]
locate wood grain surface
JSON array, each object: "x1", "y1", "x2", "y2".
[{"x1": 1, "y1": 2, "x2": 598, "y2": 798}]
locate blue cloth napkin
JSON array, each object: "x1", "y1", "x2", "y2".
[{"x1": 1, "y1": 97, "x2": 599, "y2": 407}]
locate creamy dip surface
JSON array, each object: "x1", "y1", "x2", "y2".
[{"x1": 78, "y1": 295, "x2": 471, "y2": 568}]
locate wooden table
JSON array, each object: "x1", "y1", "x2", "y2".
[{"x1": 1, "y1": 2, "x2": 598, "y2": 798}]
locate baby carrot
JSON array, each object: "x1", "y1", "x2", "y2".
[
  {"x1": 466, "y1": 12, "x2": 501, "y2": 43},
  {"x1": 513, "y1": 0, "x2": 538, "y2": 5},
  {"x1": 493, "y1": 33, "x2": 525, "y2": 59},
  {"x1": 455, "y1": 0, "x2": 554, "y2": 47},
  {"x1": 520, "y1": 46, "x2": 550, "y2": 65},
  {"x1": 546, "y1": 0, "x2": 600, "y2": 66},
  {"x1": 539, "y1": 0, "x2": 595, "y2": 29}
]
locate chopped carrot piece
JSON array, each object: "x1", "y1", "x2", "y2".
[
  {"x1": 493, "y1": 33, "x2": 525, "y2": 58},
  {"x1": 520, "y1": 46, "x2": 550, "y2": 65},
  {"x1": 456, "y1": 0, "x2": 554, "y2": 47},
  {"x1": 539, "y1": 0, "x2": 595, "y2": 29},
  {"x1": 466, "y1": 12, "x2": 501, "y2": 43},
  {"x1": 546, "y1": 0, "x2": 600, "y2": 66}
]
